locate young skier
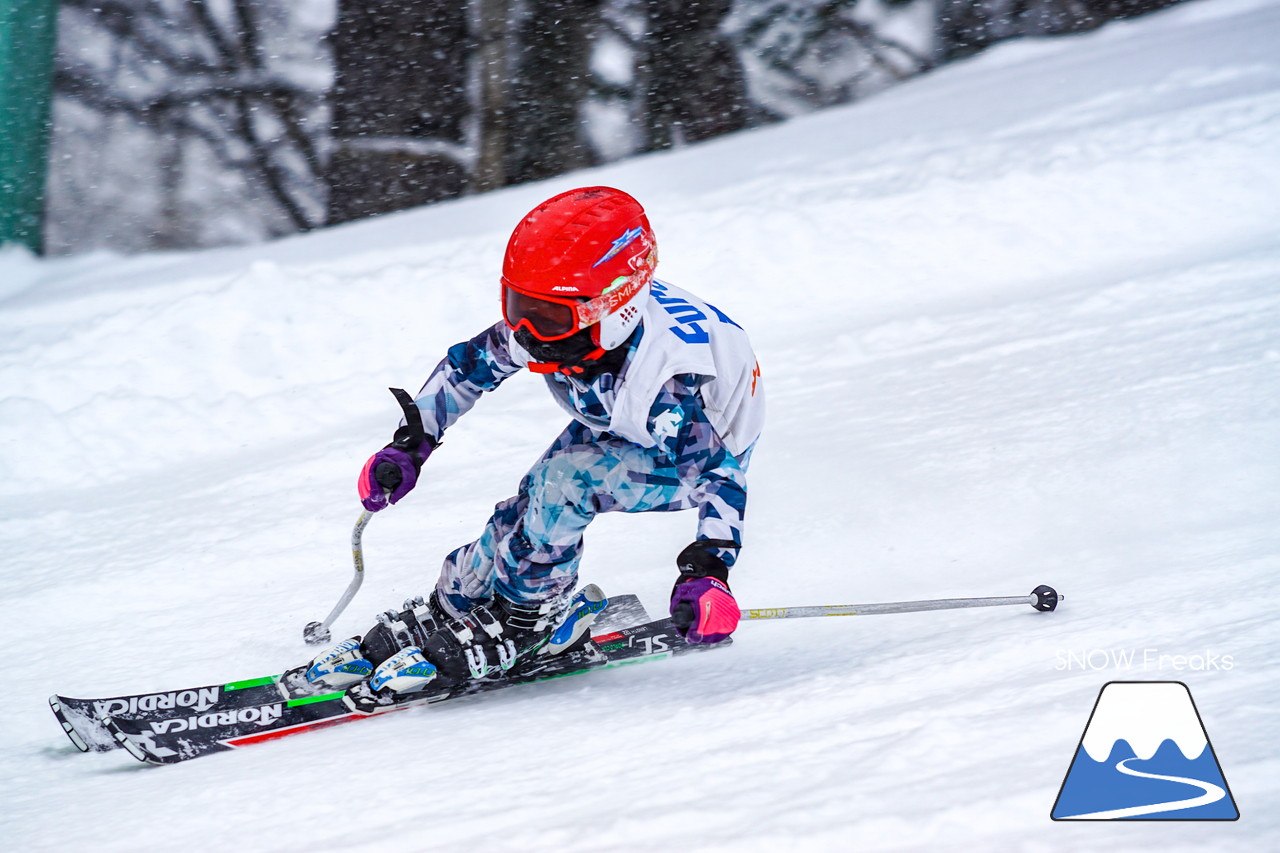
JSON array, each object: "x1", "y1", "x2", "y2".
[{"x1": 306, "y1": 186, "x2": 764, "y2": 699}]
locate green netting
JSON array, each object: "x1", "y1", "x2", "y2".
[{"x1": 0, "y1": 0, "x2": 58, "y2": 252}]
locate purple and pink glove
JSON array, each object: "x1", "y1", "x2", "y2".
[
  {"x1": 669, "y1": 541, "x2": 741, "y2": 644},
  {"x1": 358, "y1": 388, "x2": 438, "y2": 512},
  {"x1": 358, "y1": 443, "x2": 431, "y2": 511}
]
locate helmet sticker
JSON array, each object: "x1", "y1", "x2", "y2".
[{"x1": 592, "y1": 227, "x2": 644, "y2": 268}]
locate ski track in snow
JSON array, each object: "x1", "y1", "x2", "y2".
[{"x1": 3, "y1": 1, "x2": 1280, "y2": 851}]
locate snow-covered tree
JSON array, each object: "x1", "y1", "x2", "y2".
[
  {"x1": 46, "y1": 0, "x2": 332, "y2": 253},
  {"x1": 936, "y1": 0, "x2": 1184, "y2": 61},
  {"x1": 724, "y1": 0, "x2": 934, "y2": 119},
  {"x1": 43, "y1": 0, "x2": 1187, "y2": 254}
]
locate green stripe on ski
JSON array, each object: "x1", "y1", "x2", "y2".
[
  {"x1": 287, "y1": 692, "x2": 344, "y2": 708},
  {"x1": 224, "y1": 675, "x2": 280, "y2": 691}
]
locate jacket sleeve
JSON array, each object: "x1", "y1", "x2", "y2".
[
  {"x1": 646, "y1": 374, "x2": 749, "y2": 569},
  {"x1": 409, "y1": 322, "x2": 526, "y2": 440}
]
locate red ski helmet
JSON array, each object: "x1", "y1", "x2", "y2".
[{"x1": 501, "y1": 187, "x2": 656, "y2": 351}]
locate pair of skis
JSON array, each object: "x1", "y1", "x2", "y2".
[
  {"x1": 51, "y1": 586, "x2": 1059, "y2": 766},
  {"x1": 50, "y1": 595, "x2": 717, "y2": 765}
]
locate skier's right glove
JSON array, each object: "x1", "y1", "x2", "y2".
[
  {"x1": 669, "y1": 541, "x2": 741, "y2": 644},
  {"x1": 358, "y1": 389, "x2": 438, "y2": 512},
  {"x1": 358, "y1": 441, "x2": 433, "y2": 511}
]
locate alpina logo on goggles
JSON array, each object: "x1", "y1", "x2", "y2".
[{"x1": 502, "y1": 271, "x2": 647, "y2": 342}]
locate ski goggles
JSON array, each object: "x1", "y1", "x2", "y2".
[{"x1": 501, "y1": 272, "x2": 647, "y2": 342}]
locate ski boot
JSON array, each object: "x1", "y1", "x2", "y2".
[
  {"x1": 305, "y1": 638, "x2": 373, "y2": 690},
  {"x1": 545, "y1": 584, "x2": 610, "y2": 656},
  {"x1": 344, "y1": 584, "x2": 609, "y2": 712},
  {"x1": 368, "y1": 647, "x2": 439, "y2": 694},
  {"x1": 279, "y1": 593, "x2": 448, "y2": 700}
]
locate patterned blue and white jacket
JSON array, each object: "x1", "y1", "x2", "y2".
[{"x1": 409, "y1": 281, "x2": 765, "y2": 566}]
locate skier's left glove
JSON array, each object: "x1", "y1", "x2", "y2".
[{"x1": 669, "y1": 541, "x2": 741, "y2": 644}]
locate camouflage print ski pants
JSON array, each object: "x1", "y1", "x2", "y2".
[{"x1": 435, "y1": 419, "x2": 747, "y2": 613}]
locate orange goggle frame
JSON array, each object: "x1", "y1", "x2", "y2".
[{"x1": 502, "y1": 272, "x2": 646, "y2": 342}]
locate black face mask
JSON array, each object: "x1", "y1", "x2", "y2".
[
  {"x1": 514, "y1": 326, "x2": 600, "y2": 365},
  {"x1": 514, "y1": 325, "x2": 637, "y2": 381}
]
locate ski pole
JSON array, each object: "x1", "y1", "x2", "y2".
[
  {"x1": 740, "y1": 584, "x2": 1061, "y2": 621},
  {"x1": 303, "y1": 510, "x2": 373, "y2": 645}
]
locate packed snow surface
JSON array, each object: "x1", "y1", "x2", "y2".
[{"x1": 3, "y1": 0, "x2": 1278, "y2": 849}]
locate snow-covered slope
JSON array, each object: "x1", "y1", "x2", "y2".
[{"x1": 3, "y1": 0, "x2": 1278, "y2": 849}]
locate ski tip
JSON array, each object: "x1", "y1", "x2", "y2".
[
  {"x1": 99, "y1": 714, "x2": 180, "y2": 766},
  {"x1": 48, "y1": 695, "x2": 90, "y2": 753},
  {"x1": 101, "y1": 716, "x2": 152, "y2": 764},
  {"x1": 1031, "y1": 584, "x2": 1061, "y2": 612}
]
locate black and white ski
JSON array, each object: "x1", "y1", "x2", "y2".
[
  {"x1": 50, "y1": 593, "x2": 657, "y2": 756},
  {"x1": 50, "y1": 676, "x2": 286, "y2": 753},
  {"x1": 103, "y1": 615, "x2": 721, "y2": 764}
]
